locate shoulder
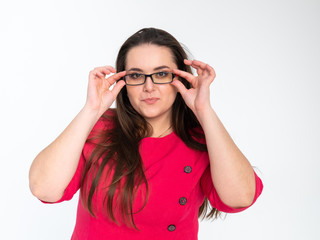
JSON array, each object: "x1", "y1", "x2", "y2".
[
  {"x1": 85, "y1": 109, "x2": 116, "y2": 148},
  {"x1": 82, "y1": 109, "x2": 116, "y2": 158},
  {"x1": 89, "y1": 109, "x2": 116, "y2": 136},
  {"x1": 189, "y1": 127, "x2": 206, "y2": 145}
]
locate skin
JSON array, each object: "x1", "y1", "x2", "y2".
[
  {"x1": 29, "y1": 67, "x2": 127, "y2": 202},
  {"x1": 126, "y1": 44, "x2": 256, "y2": 208},
  {"x1": 125, "y1": 44, "x2": 179, "y2": 137},
  {"x1": 29, "y1": 43, "x2": 256, "y2": 208},
  {"x1": 172, "y1": 59, "x2": 256, "y2": 208}
]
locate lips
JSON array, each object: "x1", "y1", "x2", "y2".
[{"x1": 142, "y1": 98, "x2": 159, "y2": 104}]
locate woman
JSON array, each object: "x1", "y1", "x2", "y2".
[{"x1": 29, "y1": 27, "x2": 263, "y2": 240}]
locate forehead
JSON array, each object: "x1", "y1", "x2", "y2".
[{"x1": 125, "y1": 44, "x2": 177, "y2": 71}]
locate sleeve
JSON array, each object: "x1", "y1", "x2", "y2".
[
  {"x1": 39, "y1": 109, "x2": 115, "y2": 204},
  {"x1": 40, "y1": 150, "x2": 86, "y2": 204},
  {"x1": 200, "y1": 165, "x2": 263, "y2": 213},
  {"x1": 39, "y1": 110, "x2": 114, "y2": 204}
]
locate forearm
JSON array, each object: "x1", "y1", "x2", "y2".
[
  {"x1": 197, "y1": 107, "x2": 256, "y2": 208},
  {"x1": 29, "y1": 106, "x2": 100, "y2": 202}
]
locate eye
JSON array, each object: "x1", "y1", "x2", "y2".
[
  {"x1": 130, "y1": 73, "x2": 142, "y2": 79},
  {"x1": 156, "y1": 72, "x2": 168, "y2": 78}
]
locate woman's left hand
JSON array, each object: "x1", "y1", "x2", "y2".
[{"x1": 171, "y1": 59, "x2": 216, "y2": 118}]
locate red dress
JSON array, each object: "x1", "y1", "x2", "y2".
[{"x1": 41, "y1": 116, "x2": 263, "y2": 240}]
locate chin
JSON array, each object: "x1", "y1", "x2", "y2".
[
  {"x1": 139, "y1": 109, "x2": 169, "y2": 121},
  {"x1": 140, "y1": 111, "x2": 161, "y2": 119}
]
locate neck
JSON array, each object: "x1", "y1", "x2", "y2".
[
  {"x1": 147, "y1": 117, "x2": 173, "y2": 138},
  {"x1": 155, "y1": 125, "x2": 173, "y2": 138}
]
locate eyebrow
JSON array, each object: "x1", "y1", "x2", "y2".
[{"x1": 127, "y1": 65, "x2": 171, "y2": 72}]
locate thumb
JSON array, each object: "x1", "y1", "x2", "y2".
[
  {"x1": 111, "y1": 80, "x2": 126, "y2": 97},
  {"x1": 171, "y1": 79, "x2": 187, "y2": 95}
]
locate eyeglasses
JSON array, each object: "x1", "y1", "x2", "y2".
[{"x1": 123, "y1": 72, "x2": 175, "y2": 86}]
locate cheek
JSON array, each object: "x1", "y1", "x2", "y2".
[
  {"x1": 126, "y1": 87, "x2": 139, "y2": 108},
  {"x1": 165, "y1": 86, "x2": 178, "y2": 101},
  {"x1": 169, "y1": 92, "x2": 177, "y2": 103}
]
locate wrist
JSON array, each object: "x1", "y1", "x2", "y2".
[
  {"x1": 81, "y1": 104, "x2": 102, "y2": 123},
  {"x1": 195, "y1": 104, "x2": 213, "y2": 118},
  {"x1": 195, "y1": 106, "x2": 216, "y2": 126}
]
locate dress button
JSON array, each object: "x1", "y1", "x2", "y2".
[
  {"x1": 179, "y1": 197, "x2": 187, "y2": 205},
  {"x1": 184, "y1": 166, "x2": 192, "y2": 173},
  {"x1": 168, "y1": 224, "x2": 176, "y2": 231}
]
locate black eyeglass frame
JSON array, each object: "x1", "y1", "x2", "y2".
[{"x1": 122, "y1": 72, "x2": 176, "y2": 86}]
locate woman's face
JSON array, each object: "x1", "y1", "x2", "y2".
[{"x1": 125, "y1": 44, "x2": 178, "y2": 124}]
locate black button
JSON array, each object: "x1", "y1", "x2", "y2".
[
  {"x1": 179, "y1": 197, "x2": 187, "y2": 205},
  {"x1": 168, "y1": 224, "x2": 176, "y2": 231},
  {"x1": 184, "y1": 166, "x2": 192, "y2": 173}
]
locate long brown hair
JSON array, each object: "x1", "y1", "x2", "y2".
[{"x1": 80, "y1": 27, "x2": 221, "y2": 230}]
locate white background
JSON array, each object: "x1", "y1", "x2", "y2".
[{"x1": 1, "y1": 0, "x2": 319, "y2": 239}]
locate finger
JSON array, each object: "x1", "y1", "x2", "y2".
[
  {"x1": 107, "y1": 66, "x2": 117, "y2": 73},
  {"x1": 207, "y1": 64, "x2": 216, "y2": 78},
  {"x1": 183, "y1": 59, "x2": 193, "y2": 65},
  {"x1": 94, "y1": 65, "x2": 116, "y2": 72},
  {"x1": 90, "y1": 66, "x2": 115, "y2": 78},
  {"x1": 192, "y1": 60, "x2": 207, "y2": 76},
  {"x1": 102, "y1": 66, "x2": 116, "y2": 74},
  {"x1": 191, "y1": 60, "x2": 215, "y2": 77},
  {"x1": 195, "y1": 61, "x2": 216, "y2": 79},
  {"x1": 192, "y1": 60, "x2": 208, "y2": 70},
  {"x1": 111, "y1": 80, "x2": 126, "y2": 96},
  {"x1": 89, "y1": 71, "x2": 104, "y2": 80},
  {"x1": 94, "y1": 71, "x2": 105, "y2": 78},
  {"x1": 191, "y1": 60, "x2": 215, "y2": 78},
  {"x1": 171, "y1": 79, "x2": 188, "y2": 95},
  {"x1": 196, "y1": 61, "x2": 215, "y2": 78},
  {"x1": 172, "y1": 69, "x2": 195, "y2": 85},
  {"x1": 99, "y1": 69, "x2": 111, "y2": 76},
  {"x1": 184, "y1": 59, "x2": 203, "y2": 75},
  {"x1": 106, "y1": 71, "x2": 127, "y2": 86},
  {"x1": 95, "y1": 66, "x2": 116, "y2": 76}
]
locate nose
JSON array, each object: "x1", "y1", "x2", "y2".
[{"x1": 143, "y1": 75, "x2": 155, "y2": 92}]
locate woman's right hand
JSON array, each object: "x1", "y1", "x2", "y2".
[{"x1": 84, "y1": 66, "x2": 126, "y2": 117}]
